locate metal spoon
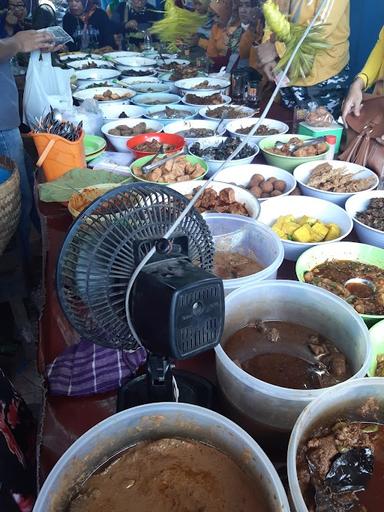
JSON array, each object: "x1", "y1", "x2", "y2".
[
  {"x1": 344, "y1": 278, "x2": 376, "y2": 298},
  {"x1": 142, "y1": 149, "x2": 186, "y2": 175},
  {"x1": 274, "y1": 136, "x2": 326, "y2": 152}
]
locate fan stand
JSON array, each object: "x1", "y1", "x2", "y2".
[{"x1": 117, "y1": 354, "x2": 215, "y2": 411}]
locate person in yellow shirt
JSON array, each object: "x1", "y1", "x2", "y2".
[
  {"x1": 253, "y1": 0, "x2": 350, "y2": 116},
  {"x1": 342, "y1": 26, "x2": 384, "y2": 120}
]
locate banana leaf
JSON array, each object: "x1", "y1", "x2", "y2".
[{"x1": 38, "y1": 168, "x2": 132, "y2": 203}]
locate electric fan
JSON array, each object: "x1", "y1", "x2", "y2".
[{"x1": 56, "y1": 183, "x2": 225, "y2": 409}]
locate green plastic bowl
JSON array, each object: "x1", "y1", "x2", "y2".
[
  {"x1": 295, "y1": 241, "x2": 384, "y2": 327},
  {"x1": 259, "y1": 134, "x2": 329, "y2": 173},
  {"x1": 368, "y1": 320, "x2": 384, "y2": 376},
  {"x1": 130, "y1": 154, "x2": 208, "y2": 185}
]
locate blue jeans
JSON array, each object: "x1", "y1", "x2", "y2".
[{"x1": 0, "y1": 128, "x2": 33, "y2": 260}]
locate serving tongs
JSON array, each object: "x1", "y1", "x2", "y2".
[
  {"x1": 142, "y1": 149, "x2": 186, "y2": 175},
  {"x1": 274, "y1": 136, "x2": 326, "y2": 152}
]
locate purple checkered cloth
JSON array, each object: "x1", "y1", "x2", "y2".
[{"x1": 46, "y1": 339, "x2": 147, "y2": 397}]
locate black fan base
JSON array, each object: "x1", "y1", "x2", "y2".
[{"x1": 117, "y1": 369, "x2": 215, "y2": 412}]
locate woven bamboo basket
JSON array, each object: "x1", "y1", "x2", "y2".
[{"x1": 0, "y1": 156, "x2": 21, "y2": 256}]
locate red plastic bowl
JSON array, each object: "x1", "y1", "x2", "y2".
[{"x1": 127, "y1": 132, "x2": 185, "y2": 159}]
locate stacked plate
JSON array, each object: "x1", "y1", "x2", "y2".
[{"x1": 84, "y1": 134, "x2": 107, "y2": 162}]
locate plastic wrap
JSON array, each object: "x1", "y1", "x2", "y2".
[
  {"x1": 306, "y1": 106, "x2": 334, "y2": 127},
  {"x1": 60, "y1": 99, "x2": 103, "y2": 136}
]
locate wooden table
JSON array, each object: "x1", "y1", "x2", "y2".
[{"x1": 37, "y1": 102, "x2": 295, "y2": 482}]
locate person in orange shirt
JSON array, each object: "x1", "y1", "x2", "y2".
[{"x1": 205, "y1": 0, "x2": 263, "y2": 70}]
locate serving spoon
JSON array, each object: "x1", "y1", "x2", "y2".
[{"x1": 274, "y1": 136, "x2": 326, "y2": 152}]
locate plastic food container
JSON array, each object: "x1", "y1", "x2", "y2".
[
  {"x1": 127, "y1": 132, "x2": 185, "y2": 158},
  {"x1": 34, "y1": 403, "x2": 290, "y2": 511},
  {"x1": 204, "y1": 213, "x2": 284, "y2": 295},
  {"x1": 257, "y1": 195, "x2": 353, "y2": 261},
  {"x1": 295, "y1": 241, "x2": 384, "y2": 326},
  {"x1": 294, "y1": 160, "x2": 378, "y2": 206},
  {"x1": 215, "y1": 281, "x2": 371, "y2": 433},
  {"x1": 287, "y1": 378, "x2": 384, "y2": 512},
  {"x1": 213, "y1": 163, "x2": 297, "y2": 202},
  {"x1": 345, "y1": 190, "x2": 384, "y2": 248}
]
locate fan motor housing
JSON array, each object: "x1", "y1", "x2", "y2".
[{"x1": 131, "y1": 257, "x2": 225, "y2": 359}]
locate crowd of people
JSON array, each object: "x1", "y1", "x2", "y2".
[{"x1": 0, "y1": 0, "x2": 384, "y2": 510}]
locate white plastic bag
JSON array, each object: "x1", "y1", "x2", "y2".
[
  {"x1": 60, "y1": 99, "x2": 104, "y2": 136},
  {"x1": 23, "y1": 51, "x2": 73, "y2": 127}
]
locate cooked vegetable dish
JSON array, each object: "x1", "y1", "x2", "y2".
[
  {"x1": 214, "y1": 252, "x2": 264, "y2": 279},
  {"x1": 184, "y1": 92, "x2": 224, "y2": 105},
  {"x1": 205, "y1": 106, "x2": 253, "y2": 119},
  {"x1": 225, "y1": 320, "x2": 351, "y2": 389},
  {"x1": 297, "y1": 412, "x2": 384, "y2": 511},
  {"x1": 246, "y1": 174, "x2": 286, "y2": 199},
  {"x1": 132, "y1": 155, "x2": 205, "y2": 183},
  {"x1": 236, "y1": 124, "x2": 280, "y2": 136},
  {"x1": 179, "y1": 128, "x2": 215, "y2": 138},
  {"x1": 192, "y1": 80, "x2": 222, "y2": 90},
  {"x1": 304, "y1": 260, "x2": 384, "y2": 315},
  {"x1": 121, "y1": 69, "x2": 154, "y2": 77},
  {"x1": 134, "y1": 139, "x2": 176, "y2": 153},
  {"x1": 268, "y1": 137, "x2": 328, "y2": 157},
  {"x1": 272, "y1": 215, "x2": 341, "y2": 242},
  {"x1": 94, "y1": 89, "x2": 133, "y2": 101},
  {"x1": 147, "y1": 106, "x2": 193, "y2": 119},
  {"x1": 356, "y1": 198, "x2": 384, "y2": 232},
  {"x1": 186, "y1": 187, "x2": 249, "y2": 216},
  {"x1": 108, "y1": 123, "x2": 152, "y2": 136},
  {"x1": 190, "y1": 137, "x2": 255, "y2": 160},
  {"x1": 306, "y1": 163, "x2": 376, "y2": 193},
  {"x1": 169, "y1": 65, "x2": 199, "y2": 81}
]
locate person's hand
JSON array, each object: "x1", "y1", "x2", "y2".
[
  {"x1": 342, "y1": 77, "x2": 364, "y2": 121},
  {"x1": 6, "y1": 10, "x2": 18, "y2": 25},
  {"x1": 255, "y1": 41, "x2": 278, "y2": 67},
  {"x1": 262, "y1": 60, "x2": 278, "y2": 82},
  {"x1": 12, "y1": 30, "x2": 54, "y2": 53},
  {"x1": 125, "y1": 19, "x2": 138, "y2": 30}
]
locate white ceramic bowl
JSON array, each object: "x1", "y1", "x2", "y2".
[
  {"x1": 73, "y1": 86, "x2": 136, "y2": 104},
  {"x1": 213, "y1": 164, "x2": 297, "y2": 202},
  {"x1": 199, "y1": 105, "x2": 256, "y2": 125},
  {"x1": 67, "y1": 59, "x2": 115, "y2": 69},
  {"x1": 98, "y1": 103, "x2": 146, "y2": 121},
  {"x1": 73, "y1": 68, "x2": 121, "y2": 82},
  {"x1": 174, "y1": 77, "x2": 230, "y2": 94},
  {"x1": 168, "y1": 180, "x2": 260, "y2": 219},
  {"x1": 132, "y1": 92, "x2": 181, "y2": 107},
  {"x1": 258, "y1": 195, "x2": 353, "y2": 261},
  {"x1": 294, "y1": 160, "x2": 379, "y2": 206},
  {"x1": 345, "y1": 190, "x2": 384, "y2": 248},
  {"x1": 226, "y1": 118, "x2": 289, "y2": 144},
  {"x1": 188, "y1": 137, "x2": 259, "y2": 178},
  {"x1": 113, "y1": 56, "x2": 157, "y2": 67},
  {"x1": 120, "y1": 76, "x2": 159, "y2": 86},
  {"x1": 101, "y1": 119, "x2": 163, "y2": 152},
  {"x1": 181, "y1": 91, "x2": 231, "y2": 107},
  {"x1": 144, "y1": 104, "x2": 197, "y2": 125},
  {"x1": 129, "y1": 82, "x2": 170, "y2": 94},
  {"x1": 164, "y1": 119, "x2": 220, "y2": 144}
]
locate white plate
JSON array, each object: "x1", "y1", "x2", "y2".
[
  {"x1": 120, "y1": 76, "x2": 159, "y2": 86},
  {"x1": 98, "y1": 104, "x2": 146, "y2": 120},
  {"x1": 144, "y1": 105, "x2": 197, "y2": 125},
  {"x1": 175, "y1": 77, "x2": 230, "y2": 94},
  {"x1": 182, "y1": 92, "x2": 231, "y2": 107},
  {"x1": 73, "y1": 86, "x2": 136, "y2": 103},
  {"x1": 103, "y1": 51, "x2": 141, "y2": 59},
  {"x1": 67, "y1": 59, "x2": 115, "y2": 70},
  {"x1": 164, "y1": 119, "x2": 220, "y2": 144},
  {"x1": 114, "y1": 56, "x2": 157, "y2": 67},
  {"x1": 73, "y1": 68, "x2": 121, "y2": 82},
  {"x1": 132, "y1": 92, "x2": 181, "y2": 107},
  {"x1": 59, "y1": 52, "x2": 102, "y2": 61},
  {"x1": 130, "y1": 82, "x2": 170, "y2": 94},
  {"x1": 226, "y1": 118, "x2": 289, "y2": 144}
]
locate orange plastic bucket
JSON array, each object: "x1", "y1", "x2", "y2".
[{"x1": 31, "y1": 130, "x2": 86, "y2": 182}]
